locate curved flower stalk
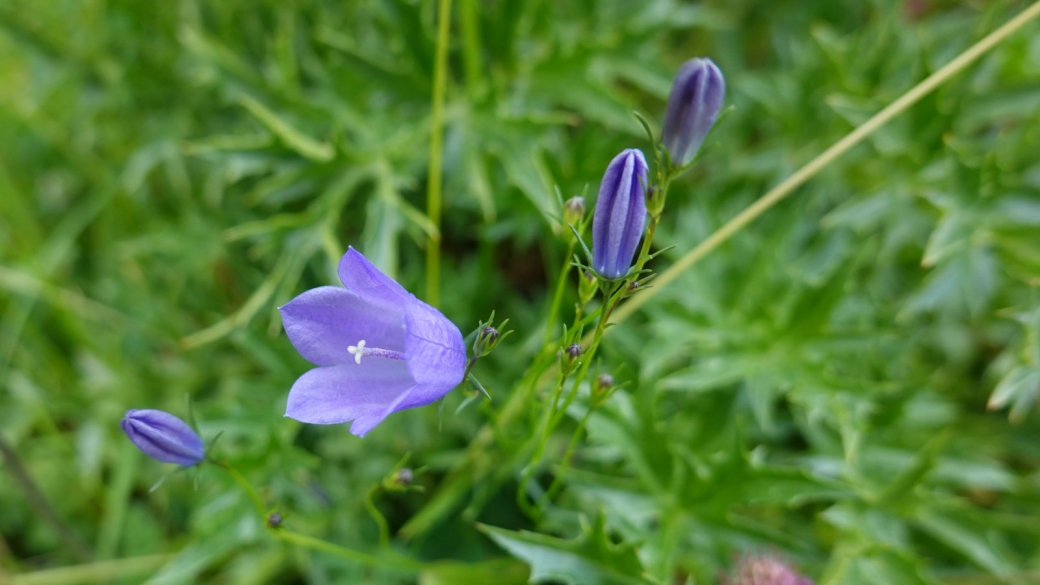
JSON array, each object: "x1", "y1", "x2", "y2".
[
  {"x1": 592, "y1": 149, "x2": 649, "y2": 279},
  {"x1": 662, "y1": 57, "x2": 725, "y2": 168},
  {"x1": 279, "y1": 247, "x2": 467, "y2": 436},
  {"x1": 121, "y1": 409, "x2": 205, "y2": 466}
]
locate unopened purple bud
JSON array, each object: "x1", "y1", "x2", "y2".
[
  {"x1": 268, "y1": 512, "x2": 283, "y2": 528},
  {"x1": 662, "y1": 58, "x2": 725, "y2": 168},
  {"x1": 120, "y1": 409, "x2": 205, "y2": 466},
  {"x1": 592, "y1": 149, "x2": 648, "y2": 279},
  {"x1": 565, "y1": 344, "x2": 583, "y2": 360}
]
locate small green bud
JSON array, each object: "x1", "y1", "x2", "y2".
[
  {"x1": 394, "y1": 468, "x2": 414, "y2": 486},
  {"x1": 579, "y1": 270, "x2": 597, "y2": 306},
  {"x1": 562, "y1": 343, "x2": 583, "y2": 374},
  {"x1": 594, "y1": 374, "x2": 614, "y2": 395},
  {"x1": 646, "y1": 185, "x2": 665, "y2": 218},
  {"x1": 563, "y1": 196, "x2": 586, "y2": 226}
]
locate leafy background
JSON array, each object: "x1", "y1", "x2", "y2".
[{"x1": 2, "y1": 0, "x2": 1040, "y2": 583}]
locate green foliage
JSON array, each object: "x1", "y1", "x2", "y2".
[{"x1": 2, "y1": 0, "x2": 1040, "y2": 584}]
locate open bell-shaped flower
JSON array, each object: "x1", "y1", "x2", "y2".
[
  {"x1": 592, "y1": 149, "x2": 649, "y2": 279},
  {"x1": 279, "y1": 247, "x2": 467, "y2": 436},
  {"x1": 121, "y1": 409, "x2": 205, "y2": 466},
  {"x1": 662, "y1": 57, "x2": 725, "y2": 168}
]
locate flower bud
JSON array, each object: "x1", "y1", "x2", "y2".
[
  {"x1": 395, "y1": 468, "x2": 414, "y2": 486},
  {"x1": 120, "y1": 409, "x2": 205, "y2": 466},
  {"x1": 476, "y1": 326, "x2": 499, "y2": 350},
  {"x1": 662, "y1": 58, "x2": 725, "y2": 168},
  {"x1": 594, "y1": 374, "x2": 614, "y2": 395},
  {"x1": 562, "y1": 344, "x2": 583, "y2": 372},
  {"x1": 563, "y1": 196, "x2": 586, "y2": 227},
  {"x1": 646, "y1": 185, "x2": 665, "y2": 218},
  {"x1": 268, "y1": 512, "x2": 283, "y2": 528},
  {"x1": 592, "y1": 149, "x2": 648, "y2": 279}
]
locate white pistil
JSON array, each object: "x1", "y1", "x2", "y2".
[
  {"x1": 348, "y1": 340, "x2": 367, "y2": 364},
  {"x1": 347, "y1": 339, "x2": 406, "y2": 365}
]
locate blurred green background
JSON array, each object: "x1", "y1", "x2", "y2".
[{"x1": 2, "y1": 0, "x2": 1040, "y2": 583}]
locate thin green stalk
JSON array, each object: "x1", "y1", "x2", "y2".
[
  {"x1": 216, "y1": 461, "x2": 422, "y2": 572},
  {"x1": 459, "y1": 0, "x2": 481, "y2": 95},
  {"x1": 425, "y1": 0, "x2": 453, "y2": 307},
  {"x1": 213, "y1": 460, "x2": 268, "y2": 519},
  {"x1": 273, "y1": 530, "x2": 424, "y2": 572},
  {"x1": 603, "y1": 0, "x2": 1040, "y2": 334},
  {"x1": 0, "y1": 434, "x2": 91, "y2": 563},
  {"x1": 541, "y1": 407, "x2": 593, "y2": 504},
  {"x1": 8, "y1": 555, "x2": 172, "y2": 585},
  {"x1": 543, "y1": 240, "x2": 575, "y2": 345},
  {"x1": 517, "y1": 369, "x2": 568, "y2": 518},
  {"x1": 363, "y1": 485, "x2": 390, "y2": 550}
]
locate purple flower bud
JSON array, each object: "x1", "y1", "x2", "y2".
[
  {"x1": 565, "y1": 344, "x2": 583, "y2": 361},
  {"x1": 662, "y1": 58, "x2": 725, "y2": 168},
  {"x1": 592, "y1": 149, "x2": 648, "y2": 279},
  {"x1": 120, "y1": 409, "x2": 205, "y2": 466}
]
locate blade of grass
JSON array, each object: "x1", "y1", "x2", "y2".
[{"x1": 424, "y1": 0, "x2": 453, "y2": 307}]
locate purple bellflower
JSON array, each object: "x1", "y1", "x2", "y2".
[
  {"x1": 662, "y1": 57, "x2": 725, "y2": 168},
  {"x1": 279, "y1": 247, "x2": 467, "y2": 436},
  {"x1": 592, "y1": 149, "x2": 648, "y2": 279},
  {"x1": 121, "y1": 409, "x2": 206, "y2": 466}
]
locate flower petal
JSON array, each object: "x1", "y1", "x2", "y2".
[
  {"x1": 284, "y1": 360, "x2": 415, "y2": 436},
  {"x1": 338, "y1": 246, "x2": 409, "y2": 303},
  {"x1": 400, "y1": 296, "x2": 468, "y2": 407},
  {"x1": 279, "y1": 286, "x2": 405, "y2": 367}
]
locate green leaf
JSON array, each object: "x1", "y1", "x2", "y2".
[
  {"x1": 419, "y1": 559, "x2": 530, "y2": 585},
  {"x1": 479, "y1": 513, "x2": 647, "y2": 585},
  {"x1": 238, "y1": 94, "x2": 334, "y2": 162}
]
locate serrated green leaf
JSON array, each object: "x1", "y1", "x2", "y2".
[{"x1": 479, "y1": 513, "x2": 646, "y2": 585}]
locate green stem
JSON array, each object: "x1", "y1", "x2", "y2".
[
  {"x1": 363, "y1": 485, "x2": 390, "y2": 550},
  {"x1": 0, "y1": 434, "x2": 92, "y2": 563},
  {"x1": 7, "y1": 554, "x2": 172, "y2": 585},
  {"x1": 516, "y1": 369, "x2": 568, "y2": 518},
  {"x1": 424, "y1": 0, "x2": 453, "y2": 307},
  {"x1": 215, "y1": 461, "x2": 422, "y2": 572},
  {"x1": 458, "y1": 0, "x2": 481, "y2": 95},
  {"x1": 273, "y1": 530, "x2": 423, "y2": 572},
  {"x1": 543, "y1": 240, "x2": 575, "y2": 345},
  {"x1": 541, "y1": 408, "x2": 593, "y2": 504},
  {"x1": 213, "y1": 460, "x2": 268, "y2": 519}
]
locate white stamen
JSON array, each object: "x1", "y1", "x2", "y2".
[{"x1": 347, "y1": 339, "x2": 367, "y2": 364}]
